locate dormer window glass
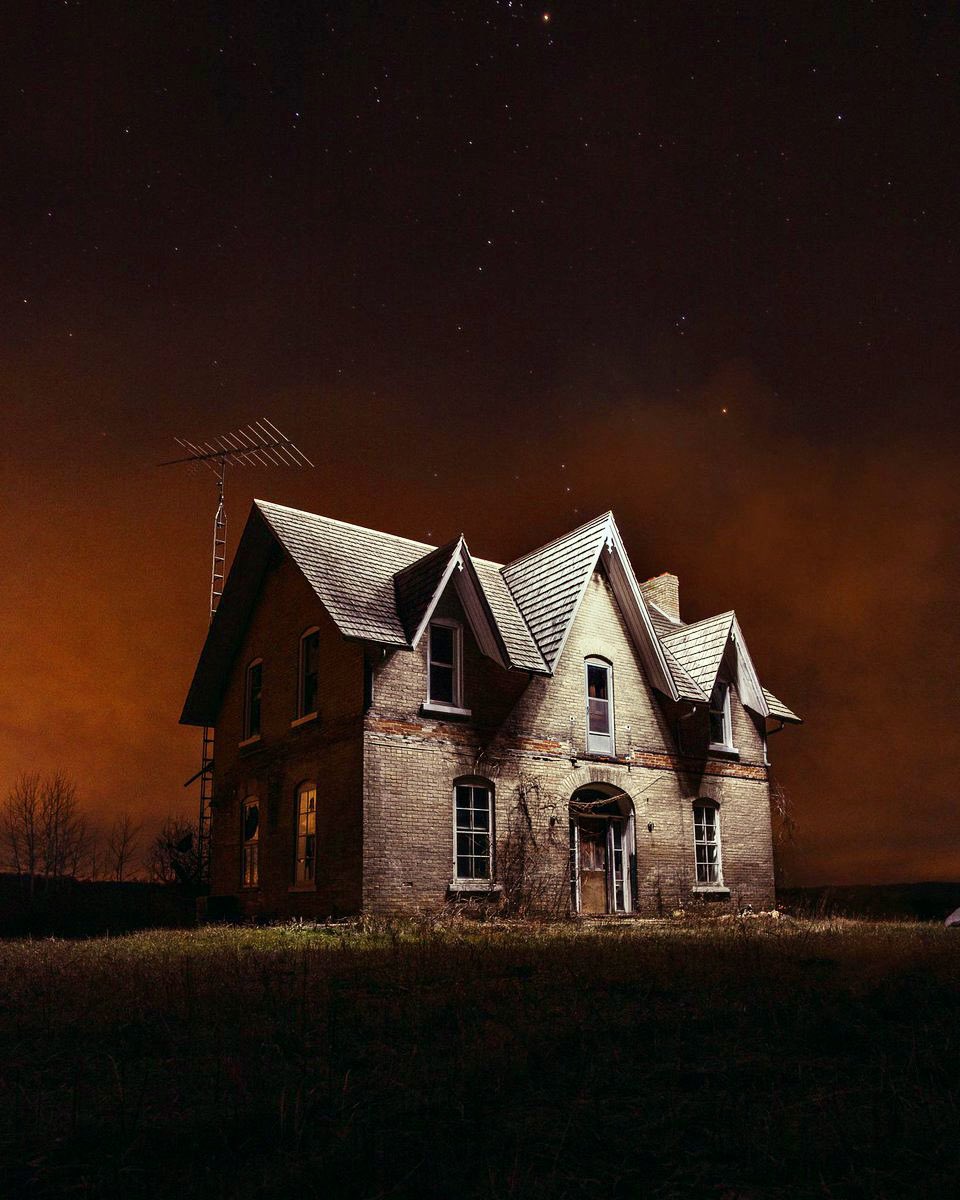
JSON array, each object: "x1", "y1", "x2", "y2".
[
  {"x1": 428, "y1": 620, "x2": 462, "y2": 707},
  {"x1": 709, "y1": 681, "x2": 734, "y2": 751},
  {"x1": 298, "y1": 628, "x2": 320, "y2": 718},
  {"x1": 243, "y1": 660, "x2": 262, "y2": 740},
  {"x1": 585, "y1": 659, "x2": 614, "y2": 755}
]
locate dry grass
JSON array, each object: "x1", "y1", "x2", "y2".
[{"x1": 1, "y1": 915, "x2": 958, "y2": 1198}]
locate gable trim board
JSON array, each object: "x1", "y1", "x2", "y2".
[{"x1": 181, "y1": 501, "x2": 800, "y2": 728}]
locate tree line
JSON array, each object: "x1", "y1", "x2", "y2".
[{"x1": 0, "y1": 771, "x2": 200, "y2": 891}]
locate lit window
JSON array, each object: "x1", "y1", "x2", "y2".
[
  {"x1": 709, "y1": 680, "x2": 733, "y2": 750},
  {"x1": 244, "y1": 660, "x2": 262, "y2": 739},
  {"x1": 693, "y1": 802, "x2": 722, "y2": 886},
  {"x1": 242, "y1": 797, "x2": 260, "y2": 887},
  {"x1": 298, "y1": 628, "x2": 320, "y2": 718},
  {"x1": 454, "y1": 783, "x2": 492, "y2": 880},
  {"x1": 428, "y1": 621, "x2": 462, "y2": 707},
  {"x1": 294, "y1": 782, "x2": 317, "y2": 885},
  {"x1": 585, "y1": 658, "x2": 614, "y2": 755}
]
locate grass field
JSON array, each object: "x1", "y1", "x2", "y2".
[{"x1": 1, "y1": 915, "x2": 958, "y2": 1199}]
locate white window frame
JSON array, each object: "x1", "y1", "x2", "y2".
[
  {"x1": 241, "y1": 795, "x2": 260, "y2": 888},
  {"x1": 584, "y1": 657, "x2": 615, "y2": 755},
  {"x1": 708, "y1": 680, "x2": 736, "y2": 753},
  {"x1": 693, "y1": 801, "x2": 723, "y2": 888},
  {"x1": 452, "y1": 780, "x2": 494, "y2": 884},
  {"x1": 242, "y1": 658, "x2": 263, "y2": 742},
  {"x1": 296, "y1": 627, "x2": 320, "y2": 721},
  {"x1": 292, "y1": 781, "x2": 317, "y2": 888},
  {"x1": 426, "y1": 619, "x2": 466, "y2": 712}
]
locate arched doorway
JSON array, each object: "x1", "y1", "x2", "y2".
[{"x1": 569, "y1": 786, "x2": 636, "y2": 914}]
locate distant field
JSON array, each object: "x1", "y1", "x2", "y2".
[{"x1": 2, "y1": 917, "x2": 958, "y2": 1199}]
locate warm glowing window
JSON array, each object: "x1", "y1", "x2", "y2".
[
  {"x1": 244, "y1": 660, "x2": 263, "y2": 739},
  {"x1": 298, "y1": 628, "x2": 320, "y2": 718},
  {"x1": 428, "y1": 620, "x2": 462, "y2": 707},
  {"x1": 294, "y1": 782, "x2": 317, "y2": 885},
  {"x1": 709, "y1": 681, "x2": 733, "y2": 750},
  {"x1": 585, "y1": 658, "x2": 614, "y2": 755},
  {"x1": 693, "y1": 802, "x2": 722, "y2": 886},
  {"x1": 454, "y1": 783, "x2": 492, "y2": 881},
  {"x1": 241, "y1": 797, "x2": 260, "y2": 887}
]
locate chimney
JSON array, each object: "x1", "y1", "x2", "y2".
[{"x1": 641, "y1": 572, "x2": 680, "y2": 622}]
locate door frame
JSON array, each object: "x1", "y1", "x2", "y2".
[{"x1": 570, "y1": 804, "x2": 634, "y2": 914}]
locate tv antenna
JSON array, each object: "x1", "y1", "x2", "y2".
[{"x1": 162, "y1": 418, "x2": 314, "y2": 882}]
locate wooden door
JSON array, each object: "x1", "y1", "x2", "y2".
[{"x1": 578, "y1": 818, "x2": 608, "y2": 913}]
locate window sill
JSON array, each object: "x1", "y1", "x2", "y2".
[
  {"x1": 448, "y1": 881, "x2": 502, "y2": 895},
  {"x1": 290, "y1": 712, "x2": 317, "y2": 729},
  {"x1": 692, "y1": 885, "x2": 730, "y2": 896},
  {"x1": 708, "y1": 744, "x2": 739, "y2": 759},
  {"x1": 422, "y1": 702, "x2": 473, "y2": 719},
  {"x1": 238, "y1": 734, "x2": 262, "y2": 750},
  {"x1": 288, "y1": 882, "x2": 317, "y2": 893}
]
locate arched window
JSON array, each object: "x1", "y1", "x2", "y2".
[
  {"x1": 294, "y1": 782, "x2": 317, "y2": 885},
  {"x1": 298, "y1": 628, "x2": 320, "y2": 719},
  {"x1": 453, "y1": 778, "x2": 493, "y2": 882},
  {"x1": 243, "y1": 659, "x2": 263, "y2": 740},
  {"x1": 693, "y1": 800, "x2": 722, "y2": 886},
  {"x1": 584, "y1": 657, "x2": 614, "y2": 755},
  {"x1": 241, "y1": 796, "x2": 260, "y2": 887}
]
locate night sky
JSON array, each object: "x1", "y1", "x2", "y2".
[{"x1": 2, "y1": 3, "x2": 958, "y2": 884}]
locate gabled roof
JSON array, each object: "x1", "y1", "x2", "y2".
[
  {"x1": 181, "y1": 500, "x2": 799, "y2": 728},
  {"x1": 762, "y1": 687, "x2": 802, "y2": 724}
]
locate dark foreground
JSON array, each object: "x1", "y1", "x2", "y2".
[{"x1": 1, "y1": 917, "x2": 957, "y2": 1199}]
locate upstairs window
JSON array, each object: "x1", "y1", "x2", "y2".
[
  {"x1": 693, "y1": 802, "x2": 722, "y2": 886},
  {"x1": 454, "y1": 782, "x2": 492, "y2": 881},
  {"x1": 243, "y1": 659, "x2": 263, "y2": 740},
  {"x1": 428, "y1": 620, "x2": 462, "y2": 708},
  {"x1": 709, "y1": 680, "x2": 734, "y2": 750},
  {"x1": 585, "y1": 658, "x2": 615, "y2": 755},
  {"x1": 298, "y1": 628, "x2": 320, "y2": 718},
  {"x1": 294, "y1": 782, "x2": 317, "y2": 885},
  {"x1": 241, "y1": 797, "x2": 260, "y2": 887}
]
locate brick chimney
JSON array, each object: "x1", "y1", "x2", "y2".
[{"x1": 641, "y1": 572, "x2": 680, "y2": 622}]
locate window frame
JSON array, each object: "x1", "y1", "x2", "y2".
[
  {"x1": 426, "y1": 618, "x2": 465, "y2": 711},
  {"x1": 292, "y1": 781, "x2": 317, "y2": 889},
  {"x1": 452, "y1": 779, "x2": 494, "y2": 885},
  {"x1": 242, "y1": 658, "x2": 263, "y2": 742},
  {"x1": 584, "y1": 657, "x2": 615, "y2": 756},
  {"x1": 692, "y1": 800, "x2": 723, "y2": 889},
  {"x1": 708, "y1": 680, "x2": 736, "y2": 753},
  {"x1": 296, "y1": 627, "x2": 320, "y2": 721},
  {"x1": 241, "y1": 795, "x2": 260, "y2": 888}
]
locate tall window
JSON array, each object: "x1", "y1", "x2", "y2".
[
  {"x1": 428, "y1": 620, "x2": 462, "y2": 708},
  {"x1": 693, "y1": 802, "x2": 721, "y2": 886},
  {"x1": 242, "y1": 797, "x2": 260, "y2": 887},
  {"x1": 294, "y1": 782, "x2": 317, "y2": 885},
  {"x1": 454, "y1": 782, "x2": 492, "y2": 881},
  {"x1": 244, "y1": 659, "x2": 263, "y2": 739},
  {"x1": 709, "y1": 680, "x2": 733, "y2": 749},
  {"x1": 585, "y1": 658, "x2": 614, "y2": 755},
  {"x1": 298, "y1": 628, "x2": 320, "y2": 718}
]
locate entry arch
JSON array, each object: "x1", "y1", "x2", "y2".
[{"x1": 569, "y1": 782, "x2": 636, "y2": 915}]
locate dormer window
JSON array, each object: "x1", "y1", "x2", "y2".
[
  {"x1": 585, "y1": 658, "x2": 614, "y2": 755},
  {"x1": 709, "y1": 680, "x2": 734, "y2": 751},
  {"x1": 298, "y1": 628, "x2": 320, "y2": 718},
  {"x1": 243, "y1": 659, "x2": 262, "y2": 740},
  {"x1": 428, "y1": 620, "x2": 463, "y2": 708}
]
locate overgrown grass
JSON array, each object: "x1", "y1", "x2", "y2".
[{"x1": 1, "y1": 915, "x2": 958, "y2": 1198}]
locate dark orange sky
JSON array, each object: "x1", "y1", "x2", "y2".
[{"x1": 2, "y1": 4, "x2": 958, "y2": 883}]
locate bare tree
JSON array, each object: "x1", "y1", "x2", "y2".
[
  {"x1": 148, "y1": 816, "x2": 200, "y2": 885},
  {"x1": 1, "y1": 771, "x2": 91, "y2": 894},
  {"x1": 1, "y1": 772, "x2": 43, "y2": 897},
  {"x1": 106, "y1": 811, "x2": 143, "y2": 881}
]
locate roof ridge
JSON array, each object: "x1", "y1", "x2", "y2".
[
  {"x1": 647, "y1": 600, "x2": 684, "y2": 627},
  {"x1": 254, "y1": 499, "x2": 437, "y2": 553},
  {"x1": 502, "y1": 510, "x2": 613, "y2": 573},
  {"x1": 661, "y1": 609, "x2": 735, "y2": 639}
]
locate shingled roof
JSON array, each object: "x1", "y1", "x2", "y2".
[{"x1": 181, "y1": 501, "x2": 800, "y2": 726}]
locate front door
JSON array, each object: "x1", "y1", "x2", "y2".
[{"x1": 578, "y1": 818, "x2": 608, "y2": 913}]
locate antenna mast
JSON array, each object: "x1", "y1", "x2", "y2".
[{"x1": 163, "y1": 418, "x2": 314, "y2": 883}]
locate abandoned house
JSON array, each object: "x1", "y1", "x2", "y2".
[{"x1": 181, "y1": 502, "x2": 801, "y2": 917}]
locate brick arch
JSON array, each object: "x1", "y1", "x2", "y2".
[{"x1": 558, "y1": 765, "x2": 638, "y2": 813}]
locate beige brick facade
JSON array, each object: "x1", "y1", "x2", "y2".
[{"x1": 209, "y1": 553, "x2": 776, "y2": 918}]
